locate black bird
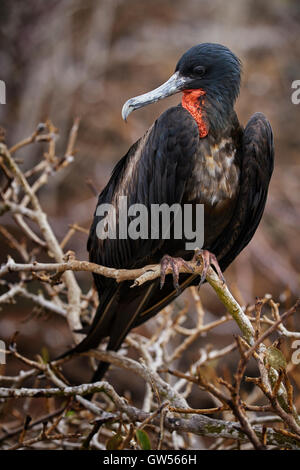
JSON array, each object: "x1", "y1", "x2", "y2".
[{"x1": 62, "y1": 43, "x2": 274, "y2": 381}]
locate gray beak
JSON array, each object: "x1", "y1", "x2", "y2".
[{"x1": 122, "y1": 71, "x2": 192, "y2": 121}]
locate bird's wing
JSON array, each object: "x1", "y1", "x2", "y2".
[
  {"x1": 88, "y1": 106, "x2": 199, "y2": 272},
  {"x1": 62, "y1": 107, "x2": 199, "y2": 359},
  {"x1": 212, "y1": 112, "x2": 274, "y2": 269}
]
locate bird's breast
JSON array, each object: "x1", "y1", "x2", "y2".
[
  {"x1": 183, "y1": 136, "x2": 240, "y2": 248},
  {"x1": 186, "y1": 137, "x2": 240, "y2": 206}
]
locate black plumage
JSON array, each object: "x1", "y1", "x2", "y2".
[{"x1": 61, "y1": 43, "x2": 274, "y2": 381}]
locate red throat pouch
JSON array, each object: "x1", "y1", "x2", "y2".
[{"x1": 181, "y1": 89, "x2": 208, "y2": 138}]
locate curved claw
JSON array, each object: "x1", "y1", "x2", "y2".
[
  {"x1": 160, "y1": 254, "x2": 194, "y2": 294},
  {"x1": 193, "y1": 249, "x2": 226, "y2": 288}
]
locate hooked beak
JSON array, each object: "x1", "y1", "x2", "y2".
[{"x1": 122, "y1": 71, "x2": 193, "y2": 121}]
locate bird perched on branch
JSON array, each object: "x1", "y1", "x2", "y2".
[{"x1": 61, "y1": 43, "x2": 274, "y2": 381}]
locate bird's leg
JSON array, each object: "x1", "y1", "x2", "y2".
[
  {"x1": 160, "y1": 254, "x2": 194, "y2": 293},
  {"x1": 192, "y1": 248, "x2": 226, "y2": 287}
]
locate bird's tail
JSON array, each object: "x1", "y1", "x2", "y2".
[
  {"x1": 58, "y1": 273, "x2": 197, "y2": 393},
  {"x1": 90, "y1": 361, "x2": 110, "y2": 383},
  {"x1": 89, "y1": 282, "x2": 156, "y2": 383},
  {"x1": 89, "y1": 274, "x2": 198, "y2": 383},
  {"x1": 55, "y1": 283, "x2": 120, "y2": 361}
]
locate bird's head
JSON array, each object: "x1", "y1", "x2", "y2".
[{"x1": 122, "y1": 43, "x2": 241, "y2": 121}]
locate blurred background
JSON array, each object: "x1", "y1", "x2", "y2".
[{"x1": 0, "y1": 0, "x2": 299, "y2": 412}]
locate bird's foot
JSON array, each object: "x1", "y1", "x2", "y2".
[
  {"x1": 192, "y1": 248, "x2": 226, "y2": 287},
  {"x1": 160, "y1": 254, "x2": 194, "y2": 293}
]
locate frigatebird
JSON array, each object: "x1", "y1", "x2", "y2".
[{"x1": 61, "y1": 43, "x2": 274, "y2": 381}]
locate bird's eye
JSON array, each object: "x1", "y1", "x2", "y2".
[{"x1": 193, "y1": 65, "x2": 206, "y2": 77}]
